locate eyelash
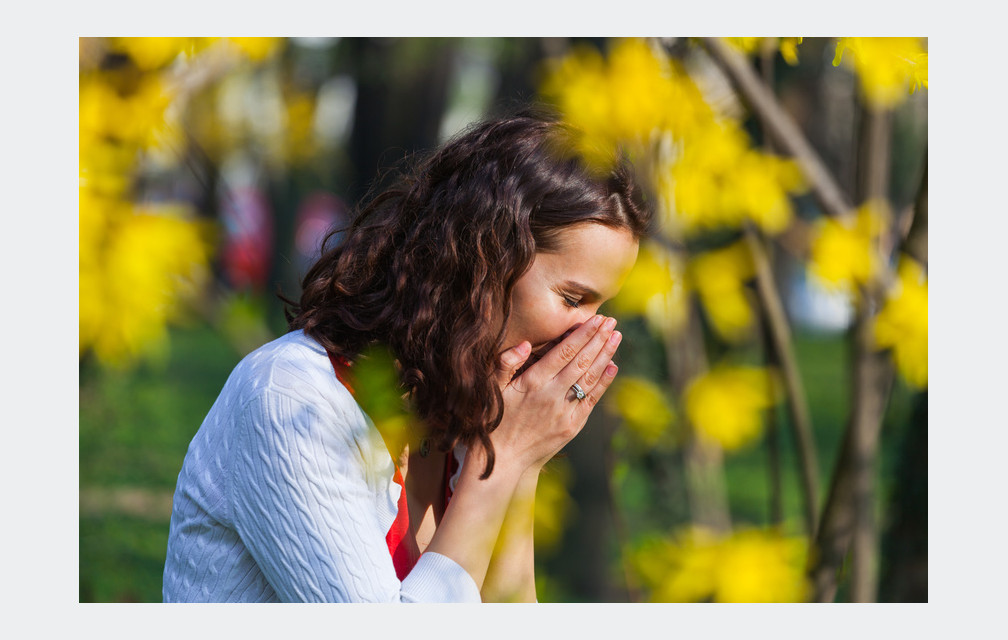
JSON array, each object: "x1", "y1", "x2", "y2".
[{"x1": 562, "y1": 295, "x2": 581, "y2": 309}]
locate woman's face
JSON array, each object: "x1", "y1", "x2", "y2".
[{"x1": 502, "y1": 223, "x2": 639, "y2": 363}]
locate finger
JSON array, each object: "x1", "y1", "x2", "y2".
[
  {"x1": 496, "y1": 341, "x2": 532, "y2": 387},
  {"x1": 570, "y1": 329, "x2": 622, "y2": 397},
  {"x1": 573, "y1": 361, "x2": 619, "y2": 413},
  {"x1": 527, "y1": 314, "x2": 605, "y2": 380},
  {"x1": 556, "y1": 316, "x2": 617, "y2": 386}
]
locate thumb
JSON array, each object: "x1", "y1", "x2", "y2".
[{"x1": 496, "y1": 341, "x2": 532, "y2": 387}]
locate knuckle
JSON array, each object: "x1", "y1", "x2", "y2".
[
  {"x1": 575, "y1": 352, "x2": 594, "y2": 371},
  {"x1": 559, "y1": 342, "x2": 578, "y2": 362}
]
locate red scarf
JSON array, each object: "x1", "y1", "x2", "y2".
[{"x1": 327, "y1": 352, "x2": 457, "y2": 580}]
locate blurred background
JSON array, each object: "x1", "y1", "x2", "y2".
[{"x1": 78, "y1": 37, "x2": 927, "y2": 603}]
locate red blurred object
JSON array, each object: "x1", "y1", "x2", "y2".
[
  {"x1": 294, "y1": 191, "x2": 349, "y2": 273},
  {"x1": 220, "y1": 186, "x2": 273, "y2": 290}
]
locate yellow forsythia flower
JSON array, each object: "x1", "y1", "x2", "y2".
[
  {"x1": 778, "y1": 37, "x2": 803, "y2": 65},
  {"x1": 609, "y1": 241, "x2": 688, "y2": 336},
  {"x1": 631, "y1": 526, "x2": 810, "y2": 602},
  {"x1": 226, "y1": 37, "x2": 283, "y2": 62},
  {"x1": 283, "y1": 91, "x2": 319, "y2": 165},
  {"x1": 607, "y1": 376, "x2": 676, "y2": 446},
  {"x1": 684, "y1": 365, "x2": 780, "y2": 451},
  {"x1": 725, "y1": 37, "x2": 803, "y2": 65},
  {"x1": 712, "y1": 528, "x2": 810, "y2": 602},
  {"x1": 874, "y1": 257, "x2": 928, "y2": 388},
  {"x1": 629, "y1": 528, "x2": 721, "y2": 603},
  {"x1": 808, "y1": 200, "x2": 889, "y2": 291},
  {"x1": 533, "y1": 458, "x2": 575, "y2": 553},
  {"x1": 667, "y1": 120, "x2": 804, "y2": 235},
  {"x1": 688, "y1": 241, "x2": 756, "y2": 343},
  {"x1": 109, "y1": 37, "x2": 194, "y2": 70},
  {"x1": 833, "y1": 37, "x2": 928, "y2": 108},
  {"x1": 79, "y1": 200, "x2": 212, "y2": 366},
  {"x1": 540, "y1": 38, "x2": 690, "y2": 169}
]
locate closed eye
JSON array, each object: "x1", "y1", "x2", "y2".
[{"x1": 562, "y1": 295, "x2": 582, "y2": 309}]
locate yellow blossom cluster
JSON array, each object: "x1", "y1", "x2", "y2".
[
  {"x1": 540, "y1": 38, "x2": 807, "y2": 238},
  {"x1": 608, "y1": 240, "x2": 688, "y2": 337},
  {"x1": 533, "y1": 458, "x2": 575, "y2": 553},
  {"x1": 808, "y1": 199, "x2": 890, "y2": 292},
  {"x1": 630, "y1": 525, "x2": 810, "y2": 602},
  {"x1": 663, "y1": 120, "x2": 805, "y2": 236},
  {"x1": 725, "y1": 37, "x2": 804, "y2": 66},
  {"x1": 833, "y1": 38, "x2": 928, "y2": 109},
  {"x1": 79, "y1": 39, "x2": 238, "y2": 367},
  {"x1": 874, "y1": 257, "x2": 928, "y2": 388},
  {"x1": 683, "y1": 365, "x2": 780, "y2": 451},
  {"x1": 539, "y1": 38, "x2": 710, "y2": 170},
  {"x1": 606, "y1": 376, "x2": 677, "y2": 446},
  {"x1": 687, "y1": 240, "x2": 757, "y2": 343},
  {"x1": 80, "y1": 196, "x2": 212, "y2": 366}
]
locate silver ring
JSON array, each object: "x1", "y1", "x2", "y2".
[{"x1": 570, "y1": 383, "x2": 586, "y2": 401}]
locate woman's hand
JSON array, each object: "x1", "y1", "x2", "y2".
[{"x1": 491, "y1": 314, "x2": 621, "y2": 473}]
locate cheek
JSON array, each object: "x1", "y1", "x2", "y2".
[{"x1": 512, "y1": 304, "x2": 574, "y2": 347}]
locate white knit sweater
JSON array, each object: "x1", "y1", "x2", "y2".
[{"x1": 162, "y1": 330, "x2": 481, "y2": 602}]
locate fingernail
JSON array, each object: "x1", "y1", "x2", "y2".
[
  {"x1": 591, "y1": 315, "x2": 603, "y2": 328},
  {"x1": 606, "y1": 362, "x2": 618, "y2": 376},
  {"x1": 608, "y1": 330, "x2": 622, "y2": 346},
  {"x1": 604, "y1": 317, "x2": 617, "y2": 330},
  {"x1": 517, "y1": 341, "x2": 531, "y2": 356}
]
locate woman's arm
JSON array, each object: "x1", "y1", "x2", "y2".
[{"x1": 480, "y1": 468, "x2": 539, "y2": 602}]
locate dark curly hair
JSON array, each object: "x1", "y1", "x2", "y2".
[{"x1": 284, "y1": 108, "x2": 651, "y2": 478}]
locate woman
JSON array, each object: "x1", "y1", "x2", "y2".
[{"x1": 163, "y1": 109, "x2": 651, "y2": 602}]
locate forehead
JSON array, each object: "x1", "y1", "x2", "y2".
[{"x1": 532, "y1": 223, "x2": 639, "y2": 298}]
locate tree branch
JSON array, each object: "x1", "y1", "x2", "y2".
[
  {"x1": 699, "y1": 37, "x2": 853, "y2": 220},
  {"x1": 744, "y1": 224, "x2": 821, "y2": 537}
]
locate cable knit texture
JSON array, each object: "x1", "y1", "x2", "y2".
[{"x1": 162, "y1": 330, "x2": 481, "y2": 602}]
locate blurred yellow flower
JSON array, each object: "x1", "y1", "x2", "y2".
[
  {"x1": 110, "y1": 37, "x2": 194, "y2": 70},
  {"x1": 724, "y1": 37, "x2": 803, "y2": 65},
  {"x1": 226, "y1": 37, "x2": 283, "y2": 62},
  {"x1": 609, "y1": 240, "x2": 688, "y2": 336},
  {"x1": 833, "y1": 37, "x2": 928, "y2": 108},
  {"x1": 631, "y1": 526, "x2": 810, "y2": 602},
  {"x1": 80, "y1": 201, "x2": 213, "y2": 367},
  {"x1": 283, "y1": 91, "x2": 319, "y2": 165},
  {"x1": 779, "y1": 37, "x2": 803, "y2": 65},
  {"x1": 79, "y1": 74, "x2": 175, "y2": 150},
  {"x1": 534, "y1": 458, "x2": 575, "y2": 553},
  {"x1": 540, "y1": 38, "x2": 685, "y2": 169},
  {"x1": 607, "y1": 376, "x2": 676, "y2": 446},
  {"x1": 712, "y1": 528, "x2": 810, "y2": 602},
  {"x1": 684, "y1": 365, "x2": 780, "y2": 451},
  {"x1": 630, "y1": 528, "x2": 720, "y2": 602},
  {"x1": 688, "y1": 241, "x2": 756, "y2": 343},
  {"x1": 874, "y1": 257, "x2": 928, "y2": 388},
  {"x1": 666, "y1": 121, "x2": 803, "y2": 235},
  {"x1": 808, "y1": 200, "x2": 889, "y2": 291}
]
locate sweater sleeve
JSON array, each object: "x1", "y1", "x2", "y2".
[{"x1": 229, "y1": 385, "x2": 481, "y2": 603}]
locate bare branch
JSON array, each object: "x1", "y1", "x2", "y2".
[
  {"x1": 700, "y1": 37, "x2": 853, "y2": 219},
  {"x1": 744, "y1": 225, "x2": 821, "y2": 537}
]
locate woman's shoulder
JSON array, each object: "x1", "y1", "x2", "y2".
[{"x1": 226, "y1": 330, "x2": 356, "y2": 416}]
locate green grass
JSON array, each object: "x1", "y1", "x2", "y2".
[{"x1": 79, "y1": 322, "x2": 243, "y2": 602}]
